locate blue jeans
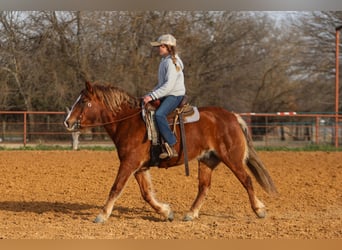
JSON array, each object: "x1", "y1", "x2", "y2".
[{"x1": 155, "y1": 95, "x2": 184, "y2": 146}]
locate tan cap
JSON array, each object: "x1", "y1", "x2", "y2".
[{"x1": 150, "y1": 34, "x2": 176, "y2": 47}]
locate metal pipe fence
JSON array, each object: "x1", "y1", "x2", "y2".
[
  {"x1": 240, "y1": 112, "x2": 341, "y2": 148},
  {"x1": 0, "y1": 111, "x2": 341, "y2": 148},
  {"x1": 0, "y1": 111, "x2": 112, "y2": 147}
]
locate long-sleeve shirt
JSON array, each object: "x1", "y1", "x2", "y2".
[{"x1": 150, "y1": 54, "x2": 185, "y2": 100}]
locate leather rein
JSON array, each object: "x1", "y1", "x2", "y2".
[{"x1": 75, "y1": 109, "x2": 142, "y2": 129}]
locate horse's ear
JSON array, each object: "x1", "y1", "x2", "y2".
[{"x1": 85, "y1": 81, "x2": 93, "y2": 94}]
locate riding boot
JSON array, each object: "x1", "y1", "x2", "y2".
[
  {"x1": 159, "y1": 142, "x2": 178, "y2": 159},
  {"x1": 149, "y1": 144, "x2": 162, "y2": 166}
]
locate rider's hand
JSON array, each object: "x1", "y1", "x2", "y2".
[{"x1": 143, "y1": 95, "x2": 152, "y2": 104}]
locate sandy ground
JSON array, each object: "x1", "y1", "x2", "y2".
[{"x1": 0, "y1": 150, "x2": 341, "y2": 239}]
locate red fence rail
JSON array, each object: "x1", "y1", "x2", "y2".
[
  {"x1": 240, "y1": 112, "x2": 341, "y2": 148},
  {"x1": 0, "y1": 111, "x2": 111, "y2": 147},
  {"x1": 0, "y1": 111, "x2": 341, "y2": 148},
  {"x1": 0, "y1": 111, "x2": 65, "y2": 146}
]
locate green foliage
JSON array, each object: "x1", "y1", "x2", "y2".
[
  {"x1": 0, "y1": 144, "x2": 339, "y2": 151},
  {"x1": 0, "y1": 145, "x2": 115, "y2": 151},
  {"x1": 256, "y1": 145, "x2": 342, "y2": 152}
]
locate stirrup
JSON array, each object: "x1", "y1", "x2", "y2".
[{"x1": 159, "y1": 143, "x2": 178, "y2": 159}]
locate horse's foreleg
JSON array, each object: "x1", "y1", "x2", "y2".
[
  {"x1": 94, "y1": 166, "x2": 133, "y2": 223},
  {"x1": 134, "y1": 170, "x2": 174, "y2": 221},
  {"x1": 184, "y1": 162, "x2": 213, "y2": 221}
]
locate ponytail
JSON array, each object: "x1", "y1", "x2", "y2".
[{"x1": 166, "y1": 45, "x2": 181, "y2": 72}]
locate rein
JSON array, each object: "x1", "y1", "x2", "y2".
[{"x1": 78, "y1": 109, "x2": 142, "y2": 129}]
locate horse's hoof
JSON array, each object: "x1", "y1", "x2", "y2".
[
  {"x1": 183, "y1": 214, "x2": 194, "y2": 222},
  {"x1": 94, "y1": 214, "x2": 107, "y2": 223},
  {"x1": 255, "y1": 208, "x2": 266, "y2": 218},
  {"x1": 167, "y1": 211, "x2": 174, "y2": 222}
]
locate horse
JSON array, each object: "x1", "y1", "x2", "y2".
[{"x1": 64, "y1": 81, "x2": 278, "y2": 223}]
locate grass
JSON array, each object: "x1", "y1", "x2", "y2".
[
  {"x1": 0, "y1": 144, "x2": 115, "y2": 151},
  {"x1": 255, "y1": 144, "x2": 342, "y2": 152},
  {"x1": 0, "y1": 144, "x2": 340, "y2": 151}
]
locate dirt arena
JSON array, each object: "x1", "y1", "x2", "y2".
[{"x1": 0, "y1": 150, "x2": 341, "y2": 239}]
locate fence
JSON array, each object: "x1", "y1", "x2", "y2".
[
  {"x1": 0, "y1": 111, "x2": 112, "y2": 148},
  {"x1": 240, "y1": 112, "x2": 342, "y2": 148},
  {"x1": 0, "y1": 111, "x2": 341, "y2": 148}
]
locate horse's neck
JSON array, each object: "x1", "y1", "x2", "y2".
[
  {"x1": 103, "y1": 107, "x2": 143, "y2": 146},
  {"x1": 102, "y1": 106, "x2": 142, "y2": 130}
]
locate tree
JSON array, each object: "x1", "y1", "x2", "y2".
[
  {"x1": 0, "y1": 10, "x2": 341, "y2": 115},
  {"x1": 290, "y1": 11, "x2": 342, "y2": 113},
  {"x1": 0, "y1": 11, "x2": 34, "y2": 111}
]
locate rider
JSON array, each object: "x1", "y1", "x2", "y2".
[{"x1": 143, "y1": 34, "x2": 186, "y2": 159}]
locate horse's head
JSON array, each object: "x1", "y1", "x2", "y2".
[{"x1": 64, "y1": 81, "x2": 102, "y2": 131}]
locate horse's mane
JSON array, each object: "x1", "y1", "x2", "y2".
[{"x1": 90, "y1": 83, "x2": 140, "y2": 113}]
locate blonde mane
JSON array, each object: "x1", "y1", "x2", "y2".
[{"x1": 90, "y1": 83, "x2": 139, "y2": 113}]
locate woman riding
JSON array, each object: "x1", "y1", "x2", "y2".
[{"x1": 143, "y1": 34, "x2": 186, "y2": 159}]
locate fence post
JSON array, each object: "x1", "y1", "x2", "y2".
[
  {"x1": 265, "y1": 116, "x2": 268, "y2": 147},
  {"x1": 315, "y1": 116, "x2": 319, "y2": 145},
  {"x1": 335, "y1": 26, "x2": 341, "y2": 148},
  {"x1": 23, "y1": 112, "x2": 27, "y2": 147}
]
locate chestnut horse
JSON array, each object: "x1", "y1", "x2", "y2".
[{"x1": 64, "y1": 82, "x2": 277, "y2": 223}]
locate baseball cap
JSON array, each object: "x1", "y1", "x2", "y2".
[{"x1": 150, "y1": 34, "x2": 176, "y2": 47}]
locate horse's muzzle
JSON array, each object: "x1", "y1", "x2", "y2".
[{"x1": 64, "y1": 119, "x2": 81, "y2": 131}]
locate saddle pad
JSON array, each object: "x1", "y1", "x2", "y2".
[{"x1": 168, "y1": 107, "x2": 200, "y2": 125}]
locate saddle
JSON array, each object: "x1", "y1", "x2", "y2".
[
  {"x1": 143, "y1": 95, "x2": 200, "y2": 175},
  {"x1": 145, "y1": 95, "x2": 195, "y2": 121}
]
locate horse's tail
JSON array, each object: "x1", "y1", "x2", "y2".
[{"x1": 234, "y1": 113, "x2": 278, "y2": 195}]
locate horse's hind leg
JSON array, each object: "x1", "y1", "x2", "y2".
[
  {"x1": 221, "y1": 155, "x2": 266, "y2": 218},
  {"x1": 134, "y1": 169, "x2": 174, "y2": 221}
]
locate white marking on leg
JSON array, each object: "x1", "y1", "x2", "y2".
[
  {"x1": 254, "y1": 196, "x2": 266, "y2": 218},
  {"x1": 143, "y1": 171, "x2": 172, "y2": 219},
  {"x1": 255, "y1": 197, "x2": 265, "y2": 210}
]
